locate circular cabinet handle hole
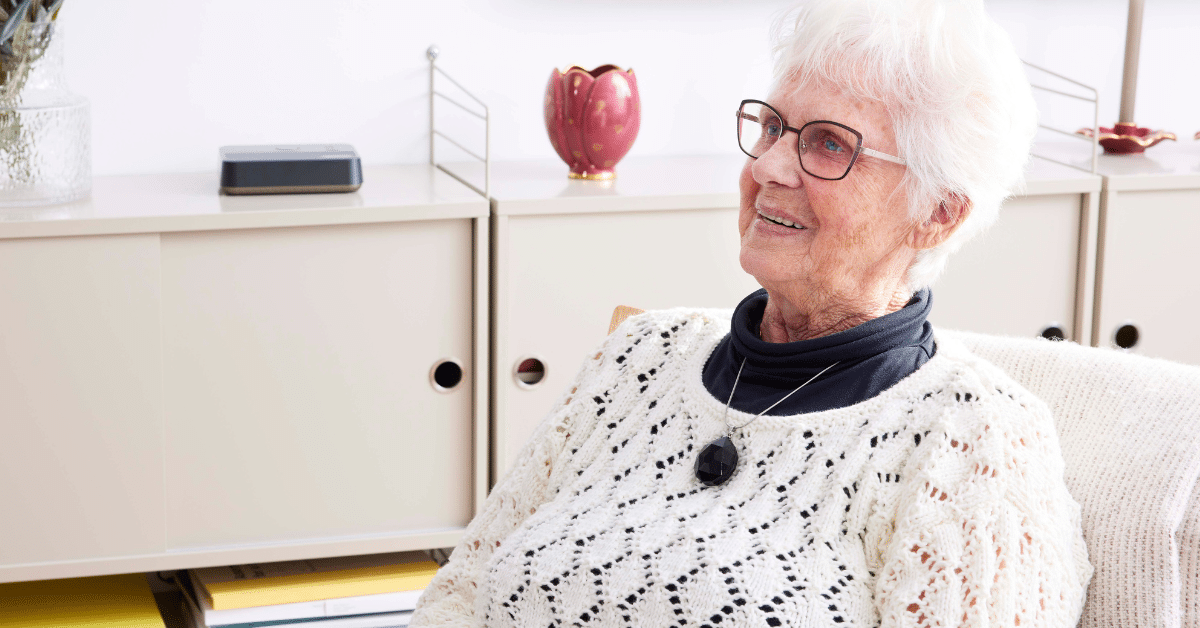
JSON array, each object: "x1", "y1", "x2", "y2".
[
  {"x1": 1039, "y1": 324, "x2": 1066, "y2": 342},
  {"x1": 1113, "y1": 323, "x2": 1140, "y2": 350},
  {"x1": 431, "y1": 358, "x2": 464, "y2": 392},
  {"x1": 514, "y1": 357, "x2": 546, "y2": 388}
]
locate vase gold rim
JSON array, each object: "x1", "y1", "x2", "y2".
[
  {"x1": 556, "y1": 64, "x2": 634, "y2": 77},
  {"x1": 568, "y1": 171, "x2": 616, "y2": 181}
]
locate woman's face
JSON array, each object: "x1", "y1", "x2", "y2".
[{"x1": 738, "y1": 76, "x2": 917, "y2": 307}]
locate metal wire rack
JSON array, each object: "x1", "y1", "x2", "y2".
[
  {"x1": 427, "y1": 45, "x2": 490, "y2": 198},
  {"x1": 1024, "y1": 60, "x2": 1099, "y2": 175}
]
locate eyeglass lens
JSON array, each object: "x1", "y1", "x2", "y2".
[{"x1": 737, "y1": 102, "x2": 861, "y2": 180}]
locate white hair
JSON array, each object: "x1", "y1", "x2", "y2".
[{"x1": 770, "y1": 0, "x2": 1037, "y2": 291}]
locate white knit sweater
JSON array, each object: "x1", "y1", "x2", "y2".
[{"x1": 410, "y1": 309, "x2": 1093, "y2": 628}]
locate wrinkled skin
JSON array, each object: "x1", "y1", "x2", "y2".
[{"x1": 738, "y1": 75, "x2": 969, "y2": 343}]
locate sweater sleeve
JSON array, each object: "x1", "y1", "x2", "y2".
[
  {"x1": 874, "y1": 392, "x2": 1092, "y2": 628},
  {"x1": 408, "y1": 333, "x2": 618, "y2": 627}
]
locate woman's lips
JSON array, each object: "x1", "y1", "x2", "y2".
[{"x1": 756, "y1": 209, "x2": 806, "y2": 230}]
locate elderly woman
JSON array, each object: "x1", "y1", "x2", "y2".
[{"x1": 410, "y1": 0, "x2": 1093, "y2": 625}]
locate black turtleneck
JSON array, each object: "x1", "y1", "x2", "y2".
[{"x1": 701, "y1": 288, "x2": 936, "y2": 415}]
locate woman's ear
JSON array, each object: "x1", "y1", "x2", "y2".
[{"x1": 910, "y1": 193, "x2": 971, "y2": 250}]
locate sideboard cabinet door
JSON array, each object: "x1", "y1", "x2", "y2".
[
  {"x1": 932, "y1": 192, "x2": 1083, "y2": 340},
  {"x1": 161, "y1": 220, "x2": 475, "y2": 549},
  {"x1": 1097, "y1": 187, "x2": 1200, "y2": 364},
  {"x1": 0, "y1": 234, "x2": 163, "y2": 566},
  {"x1": 494, "y1": 208, "x2": 759, "y2": 479}
]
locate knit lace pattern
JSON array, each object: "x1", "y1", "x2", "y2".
[{"x1": 410, "y1": 308, "x2": 1093, "y2": 628}]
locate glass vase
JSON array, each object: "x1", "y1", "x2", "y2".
[{"x1": 0, "y1": 21, "x2": 90, "y2": 207}]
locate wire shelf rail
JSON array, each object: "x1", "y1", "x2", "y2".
[
  {"x1": 1023, "y1": 60, "x2": 1099, "y2": 175},
  {"x1": 428, "y1": 45, "x2": 490, "y2": 199}
]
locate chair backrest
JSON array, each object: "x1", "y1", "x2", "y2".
[
  {"x1": 1183, "y1": 489, "x2": 1200, "y2": 628},
  {"x1": 608, "y1": 305, "x2": 644, "y2": 335},
  {"x1": 942, "y1": 329, "x2": 1200, "y2": 628},
  {"x1": 610, "y1": 307, "x2": 1200, "y2": 628}
]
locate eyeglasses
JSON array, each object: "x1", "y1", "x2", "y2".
[{"x1": 736, "y1": 99, "x2": 906, "y2": 181}]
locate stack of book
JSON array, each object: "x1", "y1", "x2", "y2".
[{"x1": 179, "y1": 551, "x2": 438, "y2": 628}]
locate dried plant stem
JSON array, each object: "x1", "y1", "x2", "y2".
[{"x1": 1, "y1": 23, "x2": 51, "y2": 184}]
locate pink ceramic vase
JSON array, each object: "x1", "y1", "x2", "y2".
[{"x1": 544, "y1": 65, "x2": 640, "y2": 180}]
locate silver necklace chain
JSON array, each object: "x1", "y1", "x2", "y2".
[{"x1": 722, "y1": 357, "x2": 841, "y2": 432}]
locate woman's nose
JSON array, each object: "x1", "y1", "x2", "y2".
[{"x1": 751, "y1": 132, "x2": 803, "y2": 189}]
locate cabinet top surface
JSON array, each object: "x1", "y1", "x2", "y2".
[
  {"x1": 0, "y1": 155, "x2": 1103, "y2": 237},
  {"x1": 1035, "y1": 141, "x2": 1200, "y2": 190},
  {"x1": 0, "y1": 164, "x2": 488, "y2": 240},
  {"x1": 483, "y1": 153, "x2": 1099, "y2": 216}
]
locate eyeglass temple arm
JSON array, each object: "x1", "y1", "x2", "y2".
[{"x1": 859, "y1": 146, "x2": 906, "y2": 166}]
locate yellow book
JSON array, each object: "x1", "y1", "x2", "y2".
[
  {"x1": 0, "y1": 573, "x2": 166, "y2": 628},
  {"x1": 191, "y1": 552, "x2": 438, "y2": 611}
]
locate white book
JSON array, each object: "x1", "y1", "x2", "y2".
[
  {"x1": 183, "y1": 593, "x2": 412, "y2": 628},
  {"x1": 180, "y1": 570, "x2": 423, "y2": 627},
  {"x1": 281, "y1": 614, "x2": 411, "y2": 628}
]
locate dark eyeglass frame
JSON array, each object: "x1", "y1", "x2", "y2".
[{"x1": 736, "y1": 99, "x2": 906, "y2": 181}]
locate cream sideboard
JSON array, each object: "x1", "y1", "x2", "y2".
[
  {"x1": 1088, "y1": 145, "x2": 1200, "y2": 364},
  {"x1": 488, "y1": 154, "x2": 1102, "y2": 480},
  {"x1": 0, "y1": 166, "x2": 489, "y2": 583}
]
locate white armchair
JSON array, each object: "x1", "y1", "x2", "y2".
[{"x1": 949, "y1": 330, "x2": 1200, "y2": 628}]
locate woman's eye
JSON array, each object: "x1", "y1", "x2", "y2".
[
  {"x1": 822, "y1": 138, "x2": 843, "y2": 153},
  {"x1": 766, "y1": 123, "x2": 783, "y2": 137}
]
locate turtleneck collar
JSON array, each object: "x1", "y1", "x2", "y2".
[{"x1": 702, "y1": 288, "x2": 935, "y2": 415}]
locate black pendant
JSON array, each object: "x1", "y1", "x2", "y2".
[{"x1": 695, "y1": 436, "x2": 739, "y2": 486}]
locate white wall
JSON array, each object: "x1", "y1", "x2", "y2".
[
  {"x1": 992, "y1": 0, "x2": 1200, "y2": 156},
  {"x1": 61, "y1": 0, "x2": 1199, "y2": 177}
]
